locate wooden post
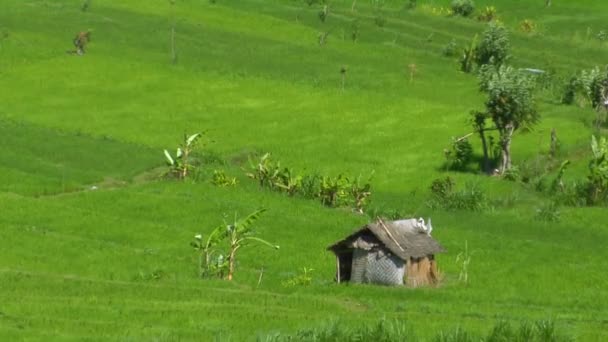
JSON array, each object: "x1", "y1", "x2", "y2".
[{"x1": 336, "y1": 255, "x2": 341, "y2": 283}]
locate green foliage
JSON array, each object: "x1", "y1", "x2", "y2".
[
  {"x1": 585, "y1": 135, "x2": 608, "y2": 205},
  {"x1": 535, "y1": 202, "x2": 561, "y2": 222},
  {"x1": 194, "y1": 209, "x2": 279, "y2": 281},
  {"x1": 281, "y1": 267, "x2": 314, "y2": 287},
  {"x1": 349, "y1": 173, "x2": 373, "y2": 213},
  {"x1": 520, "y1": 19, "x2": 537, "y2": 34},
  {"x1": 319, "y1": 174, "x2": 349, "y2": 207},
  {"x1": 476, "y1": 6, "x2": 497, "y2": 22},
  {"x1": 246, "y1": 153, "x2": 372, "y2": 211},
  {"x1": 263, "y1": 319, "x2": 571, "y2": 342},
  {"x1": 247, "y1": 153, "x2": 281, "y2": 189},
  {"x1": 578, "y1": 66, "x2": 607, "y2": 109},
  {"x1": 478, "y1": 64, "x2": 538, "y2": 173},
  {"x1": 460, "y1": 34, "x2": 477, "y2": 73},
  {"x1": 428, "y1": 177, "x2": 487, "y2": 211},
  {"x1": 274, "y1": 167, "x2": 302, "y2": 196},
  {"x1": 318, "y1": 4, "x2": 329, "y2": 23},
  {"x1": 444, "y1": 137, "x2": 473, "y2": 171},
  {"x1": 475, "y1": 22, "x2": 510, "y2": 68},
  {"x1": 442, "y1": 39, "x2": 458, "y2": 57},
  {"x1": 163, "y1": 132, "x2": 203, "y2": 180},
  {"x1": 350, "y1": 19, "x2": 359, "y2": 42},
  {"x1": 451, "y1": 0, "x2": 475, "y2": 18},
  {"x1": 262, "y1": 319, "x2": 414, "y2": 341},
  {"x1": 455, "y1": 241, "x2": 471, "y2": 284},
  {"x1": 211, "y1": 169, "x2": 238, "y2": 187},
  {"x1": 406, "y1": 0, "x2": 417, "y2": 10}
]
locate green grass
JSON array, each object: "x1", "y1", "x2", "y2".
[{"x1": 1, "y1": 0, "x2": 607, "y2": 340}]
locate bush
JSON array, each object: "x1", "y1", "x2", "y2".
[
  {"x1": 442, "y1": 39, "x2": 458, "y2": 57},
  {"x1": 428, "y1": 177, "x2": 488, "y2": 211},
  {"x1": 477, "y1": 6, "x2": 497, "y2": 22},
  {"x1": 535, "y1": 202, "x2": 561, "y2": 222},
  {"x1": 520, "y1": 19, "x2": 537, "y2": 34},
  {"x1": 451, "y1": 0, "x2": 475, "y2": 18},
  {"x1": 444, "y1": 137, "x2": 473, "y2": 171},
  {"x1": 475, "y1": 22, "x2": 510, "y2": 67}
]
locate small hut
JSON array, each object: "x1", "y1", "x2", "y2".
[{"x1": 327, "y1": 218, "x2": 445, "y2": 287}]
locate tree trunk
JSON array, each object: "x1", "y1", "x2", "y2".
[
  {"x1": 478, "y1": 128, "x2": 491, "y2": 173},
  {"x1": 227, "y1": 249, "x2": 235, "y2": 281},
  {"x1": 499, "y1": 125, "x2": 514, "y2": 174}
]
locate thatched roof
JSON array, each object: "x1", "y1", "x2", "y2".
[{"x1": 328, "y1": 219, "x2": 445, "y2": 260}]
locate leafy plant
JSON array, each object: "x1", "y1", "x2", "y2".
[
  {"x1": 451, "y1": 0, "x2": 475, "y2": 18},
  {"x1": 274, "y1": 167, "x2": 302, "y2": 196},
  {"x1": 444, "y1": 137, "x2": 473, "y2": 171},
  {"x1": 282, "y1": 267, "x2": 314, "y2": 287},
  {"x1": 406, "y1": 0, "x2": 417, "y2": 10},
  {"x1": 212, "y1": 169, "x2": 238, "y2": 187},
  {"x1": 350, "y1": 19, "x2": 359, "y2": 42},
  {"x1": 455, "y1": 241, "x2": 472, "y2": 285},
  {"x1": 475, "y1": 22, "x2": 510, "y2": 68},
  {"x1": 597, "y1": 30, "x2": 607, "y2": 43},
  {"x1": 247, "y1": 153, "x2": 280, "y2": 189},
  {"x1": 442, "y1": 39, "x2": 458, "y2": 57},
  {"x1": 164, "y1": 132, "x2": 203, "y2": 179},
  {"x1": 319, "y1": 175, "x2": 349, "y2": 207},
  {"x1": 535, "y1": 202, "x2": 561, "y2": 222},
  {"x1": 318, "y1": 4, "x2": 329, "y2": 23},
  {"x1": 348, "y1": 173, "x2": 373, "y2": 213},
  {"x1": 428, "y1": 177, "x2": 488, "y2": 211},
  {"x1": 300, "y1": 173, "x2": 322, "y2": 199},
  {"x1": 586, "y1": 135, "x2": 608, "y2": 205},
  {"x1": 191, "y1": 228, "x2": 228, "y2": 279},
  {"x1": 520, "y1": 19, "x2": 537, "y2": 34},
  {"x1": 460, "y1": 34, "x2": 477, "y2": 73},
  {"x1": 476, "y1": 6, "x2": 497, "y2": 22},
  {"x1": 477, "y1": 65, "x2": 538, "y2": 174},
  {"x1": 194, "y1": 209, "x2": 279, "y2": 281}
]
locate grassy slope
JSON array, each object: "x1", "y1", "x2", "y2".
[{"x1": 0, "y1": 0, "x2": 607, "y2": 340}]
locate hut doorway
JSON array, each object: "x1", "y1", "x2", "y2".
[{"x1": 337, "y1": 252, "x2": 353, "y2": 283}]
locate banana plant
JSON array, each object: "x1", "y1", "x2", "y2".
[
  {"x1": 164, "y1": 132, "x2": 202, "y2": 179},
  {"x1": 274, "y1": 167, "x2": 302, "y2": 196},
  {"x1": 349, "y1": 172, "x2": 374, "y2": 213},
  {"x1": 246, "y1": 153, "x2": 281, "y2": 188},
  {"x1": 192, "y1": 224, "x2": 228, "y2": 278},
  {"x1": 224, "y1": 208, "x2": 279, "y2": 281}
]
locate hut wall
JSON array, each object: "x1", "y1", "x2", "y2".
[
  {"x1": 350, "y1": 248, "x2": 404, "y2": 286},
  {"x1": 350, "y1": 249, "x2": 367, "y2": 283}
]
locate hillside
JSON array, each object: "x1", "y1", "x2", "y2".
[{"x1": 1, "y1": 0, "x2": 607, "y2": 340}]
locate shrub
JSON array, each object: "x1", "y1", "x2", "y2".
[
  {"x1": 428, "y1": 177, "x2": 488, "y2": 211},
  {"x1": 211, "y1": 169, "x2": 238, "y2": 187},
  {"x1": 282, "y1": 267, "x2": 314, "y2": 287},
  {"x1": 444, "y1": 137, "x2": 473, "y2": 171},
  {"x1": 585, "y1": 135, "x2": 608, "y2": 205},
  {"x1": 319, "y1": 175, "x2": 350, "y2": 207},
  {"x1": 163, "y1": 132, "x2": 203, "y2": 180},
  {"x1": 451, "y1": 0, "x2": 475, "y2": 18},
  {"x1": 348, "y1": 173, "x2": 373, "y2": 213},
  {"x1": 535, "y1": 202, "x2": 561, "y2": 222},
  {"x1": 460, "y1": 34, "x2": 478, "y2": 73},
  {"x1": 477, "y1": 6, "x2": 497, "y2": 22},
  {"x1": 475, "y1": 22, "x2": 509, "y2": 67},
  {"x1": 520, "y1": 19, "x2": 537, "y2": 34},
  {"x1": 442, "y1": 39, "x2": 458, "y2": 57}
]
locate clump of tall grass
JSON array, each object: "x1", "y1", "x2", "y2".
[
  {"x1": 427, "y1": 177, "x2": 488, "y2": 211},
  {"x1": 260, "y1": 319, "x2": 571, "y2": 341}
]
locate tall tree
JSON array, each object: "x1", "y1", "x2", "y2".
[{"x1": 478, "y1": 65, "x2": 538, "y2": 174}]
